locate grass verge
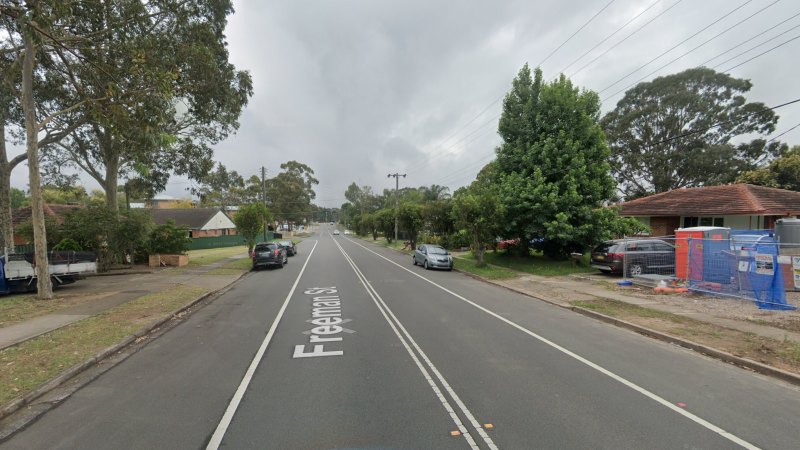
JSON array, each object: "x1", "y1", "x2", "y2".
[
  {"x1": 0, "y1": 293, "x2": 115, "y2": 329},
  {"x1": 572, "y1": 298, "x2": 800, "y2": 374},
  {"x1": 187, "y1": 246, "x2": 248, "y2": 266},
  {"x1": 0, "y1": 284, "x2": 208, "y2": 406},
  {"x1": 206, "y1": 257, "x2": 252, "y2": 275},
  {"x1": 473, "y1": 251, "x2": 595, "y2": 277},
  {"x1": 454, "y1": 257, "x2": 517, "y2": 280}
]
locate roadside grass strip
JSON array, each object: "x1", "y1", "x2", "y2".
[
  {"x1": 206, "y1": 258, "x2": 252, "y2": 275},
  {"x1": 573, "y1": 298, "x2": 800, "y2": 373},
  {"x1": 453, "y1": 257, "x2": 518, "y2": 280},
  {"x1": 187, "y1": 246, "x2": 248, "y2": 266},
  {"x1": 0, "y1": 284, "x2": 208, "y2": 406},
  {"x1": 470, "y1": 251, "x2": 595, "y2": 277},
  {"x1": 0, "y1": 292, "x2": 119, "y2": 329}
]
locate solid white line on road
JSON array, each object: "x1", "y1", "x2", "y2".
[
  {"x1": 206, "y1": 240, "x2": 319, "y2": 450},
  {"x1": 331, "y1": 236, "x2": 493, "y2": 450},
  {"x1": 343, "y1": 237, "x2": 760, "y2": 450}
]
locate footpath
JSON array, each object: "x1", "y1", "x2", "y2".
[{"x1": 0, "y1": 253, "x2": 248, "y2": 351}]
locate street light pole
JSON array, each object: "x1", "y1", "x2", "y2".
[{"x1": 387, "y1": 172, "x2": 406, "y2": 243}]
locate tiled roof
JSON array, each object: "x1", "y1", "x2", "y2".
[
  {"x1": 12, "y1": 204, "x2": 83, "y2": 227},
  {"x1": 151, "y1": 208, "x2": 228, "y2": 229},
  {"x1": 619, "y1": 184, "x2": 800, "y2": 216}
]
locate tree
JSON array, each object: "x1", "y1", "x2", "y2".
[
  {"x1": 33, "y1": 0, "x2": 253, "y2": 212},
  {"x1": 602, "y1": 67, "x2": 779, "y2": 198},
  {"x1": 374, "y1": 208, "x2": 396, "y2": 243},
  {"x1": 397, "y1": 203, "x2": 423, "y2": 249},
  {"x1": 194, "y1": 162, "x2": 246, "y2": 209},
  {"x1": 148, "y1": 219, "x2": 191, "y2": 255},
  {"x1": 233, "y1": 203, "x2": 271, "y2": 254},
  {"x1": 452, "y1": 180, "x2": 502, "y2": 266},
  {"x1": 495, "y1": 65, "x2": 621, "y2": 259},
  {"x1": 737, "y1": 145, "x2": 800, "y2": 191},
  {"x1": 267, "y1": 161, "x2": 318, "y2": 229},
  {"x1": 10, "y1": 188, "x2": 27, "y2": 209}
]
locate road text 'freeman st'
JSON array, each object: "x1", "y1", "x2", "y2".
[{"x1": 293, "y1": 287, "x2": 349, "y2": 358}]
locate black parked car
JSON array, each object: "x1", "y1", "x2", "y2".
[
  {"x1": 252, "y1": 242, "x2": 288, "y2": 270},
  {"x1": 590, "y1": 239, "x2": 675, "y2": 276},
  {"x1": 278, "y1": 240, "x2": 297, "y2": 256}
]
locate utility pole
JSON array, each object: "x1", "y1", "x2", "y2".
[
  {"x1": 261, "y1": 166, "x2": 268, "y2": 241},
  {"x1": 387, "y1": 172, "x2": 406, "y2": 242}
]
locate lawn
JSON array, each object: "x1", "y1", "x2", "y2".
[
  {"x1": 453, "y1": 257, "x2": 518, "y2": 280},
  {"x1": 206, "y1": 257, "x2": 253, "y2": 275},
  {"x1": 186, "y1": 245, "x2": 248, "y2": 266},
  {"x1": 572, "y1": 298, "x2": 800, "y2": 374},
  {"x1": 0, "y1": 284, "x2": 208, "y2": 406},
  {"x1": 465, "y1": 250, "x2": 596, "y2": 277}
]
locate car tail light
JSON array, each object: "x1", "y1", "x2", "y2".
[
  {"x1": 609, "y1": 253, "x2": 623, "y2": 261},
  {"x1": 250, "y1": 251, "x2": 255, "y2": 257},
  {"x1": 274, "y1": 249, "x2": 280, "y2": 256}
]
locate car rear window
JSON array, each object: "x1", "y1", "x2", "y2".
[
  {"x1": 593, "y1": 242, "x2": 618, "y2": 253},
  {"x1": 255, "y1": 243, "x2": 278, "y2": 251}
]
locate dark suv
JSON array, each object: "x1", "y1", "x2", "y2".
[
  {"x1": 590, "y1": 239, "x2": 675, "y2": 276},
  {"x1": 252, "y1": 242, "x2": 288, "y2": 270}
]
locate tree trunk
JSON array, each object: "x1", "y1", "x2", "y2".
[
  {"x1": 0, "y1": 125, "x2": 14, "y2": 254},
  {"x1": 22, "y1": 24, "x2": 53, "y2": 299},
  {"x1": 105, "y1": 157, "x2": 119, "y2": 212},
  {"x1": 473, "y1": 230, "x2": 485, "y2": 266}
]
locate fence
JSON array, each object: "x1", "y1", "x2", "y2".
[
  {"x1": 186, "y1": 235, "x2": 248, "y2": 251},
  {"x1": 622, "y1": 235, "x2": 799, "y2": 311}
]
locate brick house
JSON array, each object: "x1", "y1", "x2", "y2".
[
  {"x1": 151, "y1": 208, "x2": 237, "y2": 238},
  {"x1": 12, "y1": 204, "x2": 83, "y2": 245},
  {"x1": 619, "y1": 184, "x2": 800, "y2": 236}
]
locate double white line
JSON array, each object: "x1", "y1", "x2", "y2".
[{"x1": 331, "y1": 236, "x2": 498, "y2": 450}]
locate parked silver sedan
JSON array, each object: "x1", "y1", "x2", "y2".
[{"x1": 412, "y1": 244, "x2": 453, "y2": 271}]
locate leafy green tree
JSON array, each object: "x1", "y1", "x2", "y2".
[
  {"x1": 194, "y1": 162, "x2": 246, "y2": 209},
  {"x1": 10, "y1": 188, "x2": 27, "y2": 209},
  {"x1": 148, "y1": 219, "x2": 191, "y2": 255},
  {"x1": 374, "y1": 208, "x2": 396, "y2": 243},
  {"x1": 452, "y1": 183, "x2": 502, "y2": 266},
  {"x1": 601, "y1": 67, "x2": 779, "y2": 198},
  {"x1": 737, "y1": 145, "x2": 800, "y2": 191},
  {"x1": 233, "y1": 203, "x2": 271, "y2": 254},
  {"x1": 398, "y1": 203, "x2": 424, "y2": 248},
  {"x1": 495, "y1": 65, "x2": 621, "y2": 259},
  {"x1": 267, "y1": 161, "x2": 318, "y2": 229}
]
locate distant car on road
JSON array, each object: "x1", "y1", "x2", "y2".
[
  {"x1": 252, "y1": 242, "x2": 287, "y2": 270},
  {"x1": 413, "y1": 244, "x2": 453, "y2": 271},
  {"x1": 344, "y1": 230, "x2": 351, "y2": 235},
  {"x1": 333, "y1": 230, "x2": 340, "y2": 235},
  {"x1": 590, "y1": 239, "x2": 675, "y2": 276},
  {"x1": 278, "y1": 240, "x2": 296, "y2": 256}
]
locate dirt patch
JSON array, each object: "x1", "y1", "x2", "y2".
[{"x1": 573, "y1": 298, "x2": 800, "y2": 375}]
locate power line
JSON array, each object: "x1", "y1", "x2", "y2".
[
  {"x1": 558, "y1": 0, "x2": 661, "y2": 75},
  {"x1": 602, "y1": 0, "x2": 782, "y2": 101},
  {"x1": 710, "y1": 21, "x2": 800, "y2": 69},
  {"x1": 768, "y1": 120, "x2": 800, "y2": 143},
  {"x1": 699, "y1": 11, "x2": 800, "y2": 66},
  {"x1": 645, "y1": 97, "x2": 800, "y2": 149},
  {"x1": 570, "y1": 0, "x2": 684, "y2": 78},
  {"x1": 404, "y1": 0, "x2": 619, "y2": 173},
  {"x1": 597, "y1": 0, "x2": 754, "y2": 95},
  {"x1": 537, "y1": 0, "x2": 617, "y2": 67},
  {"x1": 406, "y1": 114, "x2": 499, "y2": 173},
  {"x1": 719, "y1": 33, "x2": 800, "y2": 72}
]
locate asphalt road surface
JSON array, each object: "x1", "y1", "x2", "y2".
[{"x1": 4, "y1": 227, "x2": 800, "y2": 449}]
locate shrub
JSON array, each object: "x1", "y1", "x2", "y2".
[{"x1": 149, "y1": 220, "x2": 191, "y2": 254}]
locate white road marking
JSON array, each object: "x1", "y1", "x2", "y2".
[
  {"x1": 343, "y1": 237, "x2": 760, "y2": 450},
  {"x1": 331, "y1": 236, "x2": 492, "y2": 450},
  {"x1": 206, "y1": 240, "x2": 319, "y2": 450}
]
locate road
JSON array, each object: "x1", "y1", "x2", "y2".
[{"x1": 3, "y1": 227, "x2": 800, "y2": 449}]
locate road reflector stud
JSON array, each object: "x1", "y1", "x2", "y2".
[
  {"x1": 484, "y1": 423, "x2": 494, "y2": 429},
  {"x1": 450, "y1": 431, "x2": 461, "y2": 437},
  {"x1": 676, "y1": 402, "x2": 686, "y2": 408}
]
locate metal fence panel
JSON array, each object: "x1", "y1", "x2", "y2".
[
  {"x1": 624, "y1": 235, "x2": 798, "y2": 311},
  {"x1": 186, "y1": 235, "x2": 248, "y2": 250}
]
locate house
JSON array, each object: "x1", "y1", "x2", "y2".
[
  {"x1": 11, "y1": 204, "x2": 83, "y2": 245},
  {"x1": 151, "y1": 208, "x2": 237, "y2": 238},
  {"x1": 146, "y1": 194, "x2": 197, "y2": 209},
  {"x1": 619, "y1": 184, "x2": 800, "y2": 236}
]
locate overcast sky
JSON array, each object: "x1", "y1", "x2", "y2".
[{"x1": 10, "y1": 0, "x2": 800, "y2": 207}]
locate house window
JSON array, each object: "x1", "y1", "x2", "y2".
[{"x1": 683, "y1": 216, "x2": 724, "y2": 227}]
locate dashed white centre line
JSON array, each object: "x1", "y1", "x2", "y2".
[{"x1": 342, "y1": 236, "x2": 760, "y2": 450}]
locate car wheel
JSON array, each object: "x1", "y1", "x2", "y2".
[
  {"x1": 629, "y1": 263, "x2": 643, "y2": 276},
  {"x1": 423, "y1": 260, "x2": 429, "y2": 270},
  {"x1": 412, "y1": 256, "x2": 417, "y2": 266}
]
